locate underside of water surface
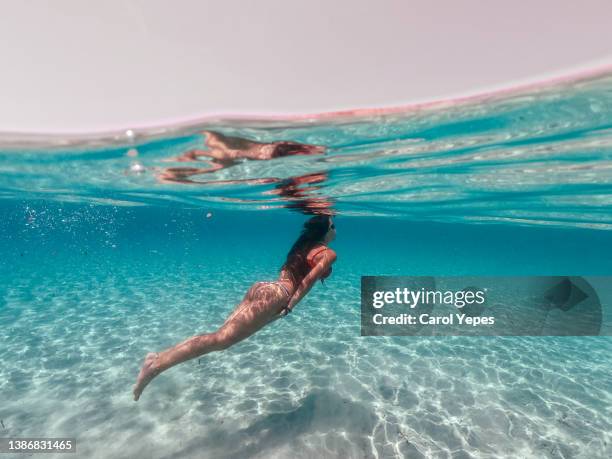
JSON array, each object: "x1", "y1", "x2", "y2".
[
  {"x1": 1, "y1": 70, "x2": 612, "y2": 228},
  {"x1": 0, "y1": 72, "x2": 611, "y2": 458}
]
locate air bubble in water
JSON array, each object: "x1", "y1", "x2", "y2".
[
  {"x1": 206, "y1": 212, "x2": 213, "y2": 219},
  {"x1": 590, "y1": 102, "x2": 603, "y2": 113},
  {"x1": 128, "y1": 161, "x2": 146, "y2": 174}
]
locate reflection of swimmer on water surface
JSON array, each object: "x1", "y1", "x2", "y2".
[
  {"x1": 159, "y1": 169, "x2": 334, "y2": 216},
  {"x1": 267, "y1": 172, "x2": 334, "y2": 216},
  {"x1": 133, "y1": 215, "x2": 337, "y2": 401},
  {"x1": 157, "y1": 130, "x2": 325, "y2": 184}
]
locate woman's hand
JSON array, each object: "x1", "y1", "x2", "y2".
[{"x1": 267, "y1": 307, "x2": 291, "y2": 325}]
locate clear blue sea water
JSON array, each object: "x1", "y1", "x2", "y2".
[{"x1": 1, "y1": 73, "x2": 612, "y2": 458}]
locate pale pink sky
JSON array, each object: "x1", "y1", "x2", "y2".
[{"x1": 1, "y1": 0, "x2": 611, "y2": 133}]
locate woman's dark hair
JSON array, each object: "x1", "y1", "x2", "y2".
[
  {"x1": 273, "y1": 141, "x2": 322, "y2": 157},
  {"x1": 281, "y1": 215, "x2": 331, "y2": 281},
  {"x1": 273, "y1": 142, "x2": 305, "y2": 157}
]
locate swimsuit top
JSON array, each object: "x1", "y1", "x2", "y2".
[{"x1": 306, "y1": 244, "x2": 332, "y2": 280}]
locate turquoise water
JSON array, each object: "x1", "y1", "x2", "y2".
[{"x1": 1, "y1": 73, "x2": 612, "y2": 458}]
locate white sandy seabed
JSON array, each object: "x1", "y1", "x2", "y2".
[{"x1": 1, "y1": 259, "x2": 611, "y2": 459}]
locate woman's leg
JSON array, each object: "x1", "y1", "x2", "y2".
[{"x1": 133, "y1": 284, "x2": 285, "y2": 401}]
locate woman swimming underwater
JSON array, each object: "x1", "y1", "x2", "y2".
[{"x1": 133, "y1": 215, "x2": 337, "y2": 401}]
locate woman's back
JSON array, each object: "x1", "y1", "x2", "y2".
[{"x1": 280, "y1": 242, "x2": 332, "y2": 287}]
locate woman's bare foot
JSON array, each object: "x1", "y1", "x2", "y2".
[{"x1": 133, "y1": 352, "x2": 161, "y2": 401}]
